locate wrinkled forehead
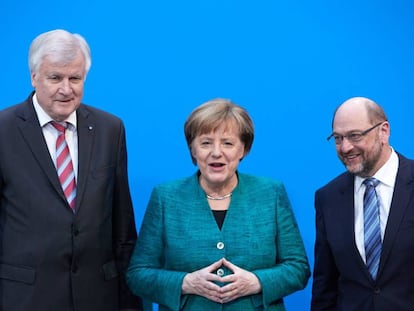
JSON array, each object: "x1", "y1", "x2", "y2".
[
  {"x1": 42, "y1": 49, "x2": 85, "y2": 66},
  {"x1": 333, "y1": 103, "x2": 370, "y2": 131}
]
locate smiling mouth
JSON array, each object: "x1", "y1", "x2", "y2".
[
  {"x1": 342, "y1": 153, "x2": 361, "y2": 164},
  {"x1": 346, "y1": 154, "x2": 359, "y2": 159}
]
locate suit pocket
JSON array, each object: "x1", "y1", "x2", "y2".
[
  {"x1": 102, "y1": 260, "x2": 119, "y2": 281},
  {"x1": 0, "y1": 263, "x2": 36, "y2": 284}
]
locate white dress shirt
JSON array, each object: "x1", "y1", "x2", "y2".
[
  {"x1": 32, "y1": 93, "x2": 78, "y2": 180},
  {"x1": 354, "y1": 148, "x2": 398, "y2": 263}
]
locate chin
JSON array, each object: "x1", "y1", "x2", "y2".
[{"x1": 344, "y1": 163, "x2": 363, "y2": 175}]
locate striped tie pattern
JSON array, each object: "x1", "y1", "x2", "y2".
[
  {"x1": 51, "y1": 122, "x2": 76, "y2": 211},
  {"x1": 363, "y1": 177, "x2": 381, "y2": 279}
]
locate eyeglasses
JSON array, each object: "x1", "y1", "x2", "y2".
[{"x1": 327, "y1": 121, "x2": 385, "y2": 145}]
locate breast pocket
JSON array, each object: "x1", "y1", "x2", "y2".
[{"x1": 0, "y1": 263, "x2": 36, "y2": 285}]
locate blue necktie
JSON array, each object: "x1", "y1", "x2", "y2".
[{"x1": 363, "y1": 178, "x2": 381, "y2": 279}]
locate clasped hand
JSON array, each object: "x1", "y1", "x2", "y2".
[{"x1": 181, "y1": 258, "x2": 261, "y2": 304}]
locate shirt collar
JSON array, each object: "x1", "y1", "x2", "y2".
[{"x1": 32, "y1": 93, "x2": 77, "y2": 129}]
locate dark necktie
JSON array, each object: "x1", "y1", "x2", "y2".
[
  {"x1": 51, "y1": 121, "x2": 76, "y2": 211},
  {"x1": 363, "y1": 177, "x2": 381, "y2": 279}
]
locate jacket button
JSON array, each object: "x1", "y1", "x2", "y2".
[
  {"x1": 216, "y1": 242, "x2": 224, "y2": 250},
  {"x1": 217, "y1": 268, "x2": 224, "y2": 276},
  {"x1": 72, "y1": 225, "x2": 79, "y2": 236},
  {"x1": 374, "y1": 288, "x2": 381, "y2": 294}
]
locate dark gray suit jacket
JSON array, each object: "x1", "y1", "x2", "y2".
[
  {"x1": 0, "y1": 93, "x2": 142, "y2": 310},
  {"x1": 311, "y1": 153, "x2": 414, "y2": 311}
]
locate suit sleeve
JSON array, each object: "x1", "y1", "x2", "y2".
[
  {"x1": 311, "y1": 189, "x2": 339, "y2": 311},
  {"x1": 112, "y1": 121, "x2": 143, "y2": 310}
]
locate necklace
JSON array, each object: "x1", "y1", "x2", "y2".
[{"x1": 206, "y1": 192, "x2": 232, "y2": 200}]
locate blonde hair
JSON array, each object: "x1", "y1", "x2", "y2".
[{"x1": 184, "y1": 98, "x2": 254, "y2": 164}]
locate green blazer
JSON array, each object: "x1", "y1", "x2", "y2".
[{"x1": 127, "y1": 172, "x2": 310, "y2": 311}]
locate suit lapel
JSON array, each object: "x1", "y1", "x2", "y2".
[
  {"x1": 378, "y1": 155, "x2": 414, "y2": 277},
  {"x1": 335, "y1": 173, "x2": 379, "y2": 282},
  {"x1": 339, "y1": 174, "x2": 373, "y2": 276},
  {"x1": 75, "y1": 105, "x2": 95, "y2": 213},
  {"x1": 15, "y1": 97, "x2": 66, "y2": 201}
]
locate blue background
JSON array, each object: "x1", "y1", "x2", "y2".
[{"x1": 1, "y1": 1, "x2": 414, "y2": 310}]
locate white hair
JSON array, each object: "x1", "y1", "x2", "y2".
[{"x1": 28, "y1": 29, "x2": 91, "y2": 76}]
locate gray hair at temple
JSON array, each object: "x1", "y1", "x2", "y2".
[
  {"x1": 28, "y1": 29, "x2": 92, "y2": 77},
  {"x1": 184, "y1": 98, "x2": 255, "y2": 165}
]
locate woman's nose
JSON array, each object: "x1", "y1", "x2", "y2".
[{"x1": 211, "y1": 144, "x2": 223, "y2": 156}]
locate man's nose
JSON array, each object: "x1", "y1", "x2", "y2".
[
  {"x1": 58, "y1": 79, "x2": 71, "y2": 93},
  {"x1": 338, "y1": 137, "x2": 354, "y2": 153}
]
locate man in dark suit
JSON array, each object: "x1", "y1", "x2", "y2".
[
  {"x1": 0, "y1": 29, "x2": 142, "y2": 310},
  {"x1": 311, "y1": 97, "x2": 414, "y2": 311}
]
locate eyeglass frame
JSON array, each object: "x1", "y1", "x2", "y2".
[{"x1": 326, "y1": 121, "x2": 386, "y2": 145}]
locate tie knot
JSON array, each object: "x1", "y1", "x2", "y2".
[
  {"x1": 363, "y1": 177, "x2": 380, "y2": 188},
  {"x1": 51, "y1": 121, "x2": 68, "y2": 134}
]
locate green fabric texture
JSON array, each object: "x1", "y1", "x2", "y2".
[{"x1": 127, "y1": 172, "x2": 310, "y2": 311}]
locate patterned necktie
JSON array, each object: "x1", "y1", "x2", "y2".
[
  {"x1": 363, "y1": 177, "x2": 381, "y2": 279},
  {"x1": 51, "y1": 121, "x2": 76, "y2": 211}
]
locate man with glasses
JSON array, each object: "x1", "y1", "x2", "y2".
[{"x1": 311, "y1": 96, "x2": 414, "y2": 311}]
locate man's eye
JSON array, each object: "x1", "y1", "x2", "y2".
[
  {"x1": 349, "y1": 133, "x2": 362, "y2": 140},
  {"x1": 70, "y1": 76, "x2": 82, "y2": 82}
]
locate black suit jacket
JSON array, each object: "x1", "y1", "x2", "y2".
[
  {"x1": 0, "y1": 93, "x2": 142, "y2": 310},
  {"x1": 311, "y1": 153, "x2": 414, "y2": 311}
]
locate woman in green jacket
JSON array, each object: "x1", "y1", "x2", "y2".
[{"x1": 127, "y1": 98, "x2": 310, "y2": 310}]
